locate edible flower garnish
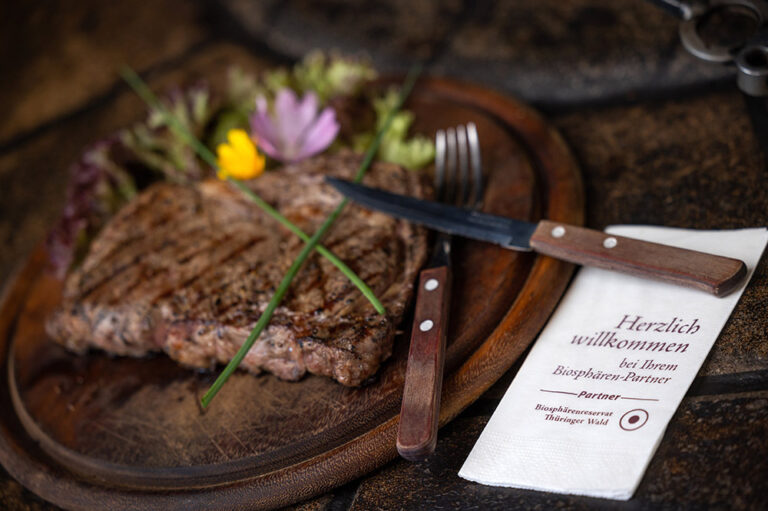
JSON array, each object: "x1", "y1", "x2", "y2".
[
  {"x1": 215, "y1": 129, "x2": 265, "y2": 180},
  {"x1": 250, "y1": 89, "x2": 340, "y2": 163}
]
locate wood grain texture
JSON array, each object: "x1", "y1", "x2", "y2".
[
  {"x1": 0, "y1": 76, "x2": 583, "y2": 510},
  {"x1": 397, "y1": 265, "x2": 451, "y2": 461},
  {"x1": 530, "y1": 220, "x2": 747, "y2": 296}
]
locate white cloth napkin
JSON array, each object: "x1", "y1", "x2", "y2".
[{"x1": 459, "y1": 226, "x2": 768, "y2": 500}]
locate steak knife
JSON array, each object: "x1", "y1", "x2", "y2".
[{"x1": 327, "y1": 177, "x2": 747, "y2": 297}]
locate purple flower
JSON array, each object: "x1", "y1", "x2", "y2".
[{"x1": 250, "y1": 88, "x2": 340, "y2": 163}]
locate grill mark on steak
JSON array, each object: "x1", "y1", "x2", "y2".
[
  {"x1": 83, "y1": 198, "x2": 196, "y2": 270},
  {"x1": 173, "y1": 235, "x2": 270, "y2": 317},
  {"x1": 100, "y1": 231, "x2": 224, "y2": 306},
  {"x1": 324, "y1": 225, "x2": 371, "y2": 248},
  {"x1": 78, "y1": 220, "x2": 210, "y2": 300},
  {"x1": 174, "y1": 235, "x2": 268, "y2": 294},
  {"x1": 46, "y1": 152, "x2": 428, "y2": 386},
  {"x1": 175, "y1": 234, "x2": 226, "y2": 264},
  {"x1": 78, "y1": 252, "x2": 145, "y2": 299}
]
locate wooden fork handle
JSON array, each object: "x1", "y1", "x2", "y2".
[
  {"x1": 397, "y1": 265, "x2": 451, "y2": 461},
  {"x1": 530, "y1": 220, "x2": 747, "y2": 296}
]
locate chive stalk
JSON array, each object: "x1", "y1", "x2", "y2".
[{"x1": 202, "y1": 66, "x2": 420, "y2": 407}]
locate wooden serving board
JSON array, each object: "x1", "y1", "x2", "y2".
[{"x1": 0, "y1": 77, "x2": 583, "y2": 510}]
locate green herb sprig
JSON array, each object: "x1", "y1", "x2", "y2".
[{"x1": 121, "y1": 64, "x2": 422, "y2": 408}]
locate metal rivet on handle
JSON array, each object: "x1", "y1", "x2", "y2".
[
  {"x1": 419, "y1": 320, "x2": 434, "y2": 332},
  {"x1": 424, "y1": 279, "x2": 439, "y2": 291},
  {"x1": 551, "y1": 226, "x2": 566, "y2": 238},
  {"x1": 603, "y1": 237, "x2": 617, "y2": 249}
]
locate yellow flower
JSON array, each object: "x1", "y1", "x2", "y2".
[{"x1": 216, "y1": 129, "x2": 265, "y2": 180}]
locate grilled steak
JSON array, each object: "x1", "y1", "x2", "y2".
[{"x1": 46, "y1": 152, "x2": 428, "y2": 386}]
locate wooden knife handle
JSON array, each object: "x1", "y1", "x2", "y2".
[
  {"x1": 529, "y1": 220, "x2": 747, "y2": 296},
  {"x1": 397, "y1": 265, "x2": 451, "y2": 461}
]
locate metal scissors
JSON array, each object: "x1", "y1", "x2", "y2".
[{"x1": 648, "y1": 0, "x2": 768, "y2": 95}]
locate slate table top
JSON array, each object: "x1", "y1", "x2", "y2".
[{"x1": 1, "y1": 1, "x2": 766, "y2": 509}]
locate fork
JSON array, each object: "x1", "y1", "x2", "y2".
[{"x1": 397, "y1": 123, "x2": 483, "y2": 461}]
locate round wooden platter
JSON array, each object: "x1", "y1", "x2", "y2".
[{"x1": 0, "y1": 77, "x2": 583, "y2": 510}]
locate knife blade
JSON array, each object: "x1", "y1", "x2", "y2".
[{"x1": 327, "y1": 177, "x2": 748, "y2": 297}]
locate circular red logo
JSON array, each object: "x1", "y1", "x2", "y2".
[{"x1": 619, "y1": 409, "x2": 649, "y2": 431}]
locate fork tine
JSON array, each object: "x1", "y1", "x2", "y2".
[
  {"x1": 466, "y1": 122, "x2": 483, "y2": 208},
  {"x1": 456, "y1": 125, "x2": 469, "y2": 207},
  {"x1": 434, "y1": 130, "x2": 446, "y2": 200},
  {"x1": 445, "y1": 127, "x2": 457, "y2": 204}
]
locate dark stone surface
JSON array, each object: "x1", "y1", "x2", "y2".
[
  {"x1": 220, "y1": 0, "x2": 735, "y2": 105},
  {"x1": 553, "y1": 90, "x2": 765, "y2": 231},
  {"x1": 641, "y1": 391, "x2": 768, "y2": 509},
  {"x1": 351, "y1": 392, "x2": 768, "y2": 510},
  {"x1": 0, "y1": 0, "x2": 208, "y2": 145},
  {"x1": 1, "y1": 1, "x2": 767, "y2": 510},
  {"x1": 431, "y1": 0, "x2": 734, "y2": 106},
  {"x1": 0, "y1": 467, "x2": 58, "y2": 511},
  {"x1": 219, "y1": 0, "x2": 464, "y2": 70}
]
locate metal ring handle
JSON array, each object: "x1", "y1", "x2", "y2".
[{"x1": 679, "y1": 0, "x2": 768, "y2": 62}]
